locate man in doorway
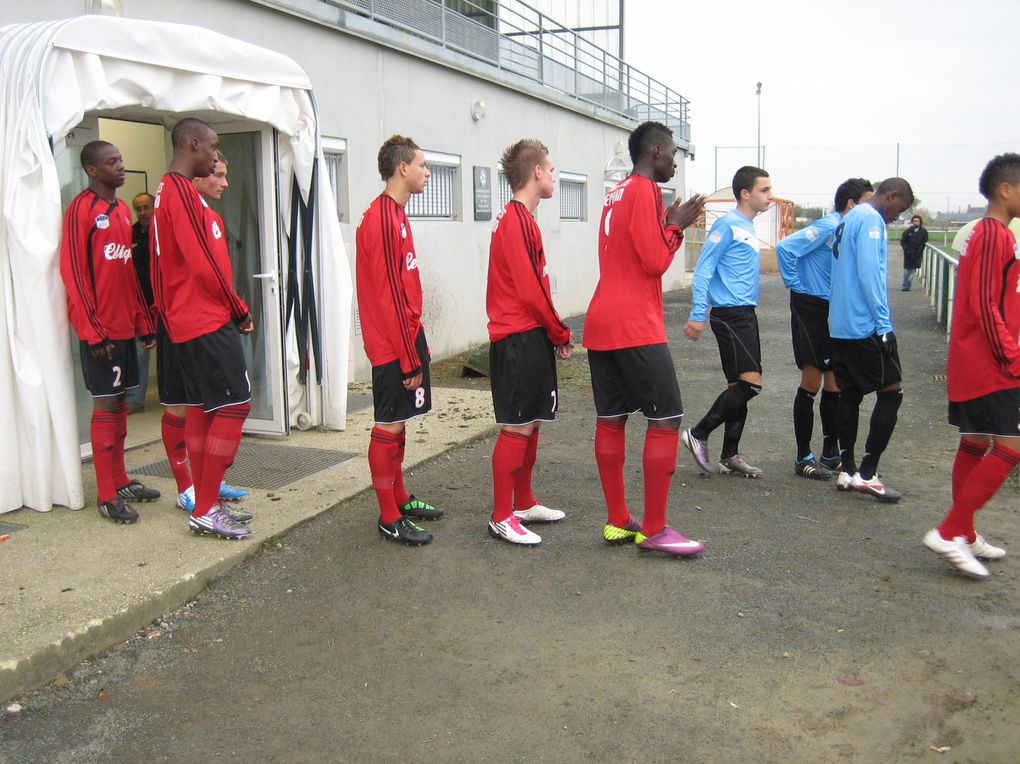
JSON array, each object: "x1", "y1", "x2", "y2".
[
  {"x1": 682, "y1": 166, "x2": 774, "y2": 478},
  {"x1": 485, "y1": 139, "x2": 573, "y2": 546},
  {"x1": 583, "y1": 120, "x2": 706, "y2": 555},
  {"x1": 776, "y1": 178, "x2": 874, "y2": 480},
  {"x1": 59, "y1": 140, "x2": 160, "y2": 524},
  {"x1": 159, "y1": 150, "x2": 250, "y2": 518},
  {"x1": 152, "y1": 119, "x2": 254, "y2": 539},
  {"x1": 924, "y1": 154, "x2": 1020, "y2": 579},
  {"x1": 125, "y1": 192, "x2": 155, "y2": 414},
  {"x1": 900, "y1": 214, "x2": 928, "y2": 291},
  {"x1": 829, "y1": 177, "x2": 914, "y2": 502},
  {"x1": 356, "y1": 135, "x2": 445, "y2": 546}
]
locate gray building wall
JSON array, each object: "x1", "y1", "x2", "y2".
[{"x1": 8, "y1": 0, "x2": 688, "y2": 382}]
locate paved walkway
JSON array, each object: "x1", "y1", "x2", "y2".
[{"x1": 2, "y1": 272, "x2": 1018, "y2": 762}]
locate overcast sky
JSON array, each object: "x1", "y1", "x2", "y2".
[{"x1": 623, "y1": 0, "x2": 1017, "y2": 215}]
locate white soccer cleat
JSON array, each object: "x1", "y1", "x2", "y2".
[
  {"x1": 969, "y1": 534, "x2": 1006, "y2": 561},
  {"x1": 923, "y1": 529, "x2": 989, "y2": 580},
  {"x1": 512, "y1": 503, "x2": 565, "y2": 523},
  {"x1": 488, "y1": 515, "x2": 542, "y2": 546}
]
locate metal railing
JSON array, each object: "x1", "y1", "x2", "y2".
[
  {"x1": 325, "y1": 0, "x2": 690, "y2": 136},
  {"x1": 918, "y1": 242, "x2": 958, "y2": 339}
]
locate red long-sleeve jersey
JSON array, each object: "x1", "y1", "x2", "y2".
[
  {"x1": 486, "y1": 201, "x2": 571, "y2": 345},
  {"x1": 947, "y1": 218, "x2": 1020, "y2": 401},
  {"x1": 150, "y1": 173, "x2": 249, "y2": 343},
  {"x1": 582, "y1": 174, "x2": 683, "y2": 351},
  {"x1": 59, "y1": 189, "x2": 154, "y2": 345},
  {"x1": 356, "y1": 194, "x2": 425, "y2": 376}
]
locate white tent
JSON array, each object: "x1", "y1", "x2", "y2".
[{"x1": 0, "y1": 16, "x2": 351, "y2": 514}]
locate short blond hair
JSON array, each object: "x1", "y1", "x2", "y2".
[{"x1": 501, "y1": 139, "x2": 548, "y2": 192}]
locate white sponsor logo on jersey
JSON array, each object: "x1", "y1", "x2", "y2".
[
  {"x1": 708, "y1": 230, "x2": 723, "y2": 244},
  {"x1": 104, "y1": 242, "x2": 132, "y2": 261},
  {"x1": 406, "y1": 251, "x2": 418, "y2": 271},
  {"x1": 805, "y1": 227, "x2": 819, "y2": 241},
  {"x1": 212, "y1": 221, "x2": 223, "y2": 240},
  {"x1": 95, "y1": 214, "x2": 109, "y2": 230},
  {"x1": 868, "y1": 227, "x2": 881, "y2": 240}
]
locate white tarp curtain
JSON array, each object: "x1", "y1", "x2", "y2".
[{"x1": 0, "y1": 16, "x2": 351, "y2": 513}]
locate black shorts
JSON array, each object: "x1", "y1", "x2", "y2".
[
  {"x1": 588, "y1": 344, "x2": 683, "y2": 420},
  {"x1": 177, "y1": 321, "x2": 251, "y2": 412},
  {"x1": 78, "y1": 338, "x2": 139, "y2": 397},
  {"x1": 372, "y1": 329, "x2": 432, "y2": 424},
  {"x1": 830, "y1": 335, "x2": 902, "y2": 394},
  {"x1": 156, "y1": 323, "x2": 189, "y2": 407},
  {"x1": 490, "y1": 328, "x2": 558, "y2": 425},
  {"x1": 949, "y1": 388, "x2": 1020, "y2": 437},
  {"x1": 710, "y1": 306, "x2": 762, "y2": 383},
  {"x1": 790, "y1": 292, "x2": 831, "y2": 371}
]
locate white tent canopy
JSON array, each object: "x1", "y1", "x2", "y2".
[{"x1": 0, "y1": 16, "x2": 351, "y2": 513}]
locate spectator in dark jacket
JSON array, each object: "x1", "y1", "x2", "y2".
[{"x1": 901, "y1": 214, "x2": 928, "y2": 291}]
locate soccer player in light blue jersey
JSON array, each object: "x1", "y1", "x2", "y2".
[
  {"x1": 828, "y1": 177, "x2": 914, "y2": 502},
  {"x1": 682, "y1": 166, "x2": 774, "y2": 477},
  {"x1": 776, "y1": 178, "x2": 873, "y2": 481}
]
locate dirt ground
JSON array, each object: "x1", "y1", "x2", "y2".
[{"x1": 2, "y1": 275, "x2": 1018, "y2": 763}]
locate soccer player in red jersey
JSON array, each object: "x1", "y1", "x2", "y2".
[
  {"x1": 151, "y1": 119, "x2": 254, "y2": 540},
  {"x1": 485, "y1": 139, "x2": 574, "y2": 546},
  {"x1": 583, "y1": 121, "x2": 706, "y2": 555},
  {"x1": 356, "y1": 135, "x2": 445, "y2": 546},
  {"x1": 59, "y1": 140, "x2": 159, "y2": 524},
  {"x1": 923, "y1": 153, "x2": 1020, "y2": 579}
]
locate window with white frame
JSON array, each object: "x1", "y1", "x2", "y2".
[
  {"x1": 321, "y1": 136, "x2": 349, "y2": 222},
  {"x1": 406, "y1": 150, "x2": 460, "y2": 219},
  {"x1": 497, "y1": 170, "x2": 513, "y2": 209},
  {"x1": 559, "y1": 172, "x2": 587, "y2": 221}
]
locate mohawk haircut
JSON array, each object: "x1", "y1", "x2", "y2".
[
  {"x1": 628, "y1": 121, "x2": 673, "y2": 165},
  {"x1": 171, "y1": 117, "x2": 215, "y2": 150},
  {"x1": 79, "y1": 140, "x2": 115, "y2": 170},
  {"x1": 377, "y1": 135, "x2": 420, "y2": 181},
  {"x1": 834, "y1": 178, "x2": 874, "y2": 213},
  {"x1": 978, "y1": 153, "x2": 1020, "y2": 200},
  {"x1": 501, "y1": 139, "x2": 549, "y2": 192}
]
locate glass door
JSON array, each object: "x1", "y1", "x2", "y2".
[{"x1": 209, "y1": 125, "x2": 287, "y2": 435}]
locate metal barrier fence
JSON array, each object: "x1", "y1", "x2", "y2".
[
  {"x1": 326, "y1": 0, "x2": 690, "y2": 135},
  {"x1": 918, "y1": 242, "x2": 958, "y2": 339}
]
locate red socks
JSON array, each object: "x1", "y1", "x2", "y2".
[
  {"x1": 392, "y1": 430, "x2": 410, "y2": 507},
  {"x1": 939, "y1": 442, "x2": 1020, "y2": 542},
  {"x1": 951, "y1": 438, "x2": 987, "y2": 503},
  {"x1": 90, "y1": 409, "x2": 119, "y2": 503},
  {"x1": 111, "y1": 401, "x2": 130, "y2": 489},
  {"x1": 512, "y1": 430, "x2": 540, "y2": 511},
  {"x1": 194, "y1": 404, "x2": 250, "y2": 516},
  {"x1": 595, "y1": 418, "x2": 629, "y2": 527},
  {"x1": 642, "y1": 428, "x2": 678, "y2": 537},
  {"x1": 161, "y1": 411, "x2": 192, "y2": 493},
  {"x1": 369, "y1": 427, "x2": 404, "y2": 525},
  {"x1": 492, "y1": 430, "x2": 530, "y2": 523}
]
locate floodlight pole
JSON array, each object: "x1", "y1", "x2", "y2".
[{"x1": 755, "y1": 82, "x2": 762, "y2": 167}]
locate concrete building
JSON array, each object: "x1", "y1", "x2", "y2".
[{"x1": 1, "y1": 0, "x2": 692, "y2": 509}]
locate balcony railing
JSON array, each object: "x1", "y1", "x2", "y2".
[{"x1": 322, "y1": 0, "x2": 690, "y2": 140}]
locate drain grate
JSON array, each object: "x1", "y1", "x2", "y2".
[
  {"x1": 131, "y1": 442, "x2": 357, "y2": 490},
  {"x1": 0, "y1": 521, "x2": 28, "y2": 535}
]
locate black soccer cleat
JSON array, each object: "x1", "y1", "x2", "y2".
[
  {"x1": 378, "y1": 517, "x2": 433, "y2": 545},
  {"x1": 99, "y1": 496, "x2": 139, "y2": 524},
  {"x1": 399, "y1": 495, "x2": 445, "y2": 520},
  {"x1": 117, "y1": 480, "x2": 161, "y2": 503}
]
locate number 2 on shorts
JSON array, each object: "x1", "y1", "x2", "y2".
[{"x1": 112, "y1": 365, "x2": 122, "y2": 388}]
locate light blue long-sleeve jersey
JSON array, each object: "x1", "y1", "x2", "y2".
[
  {"x1": 828, "y1": 203, "x2": 894, "y2": 339},
  {"x1": 776, "y1": 211, "x2": 839, "y2": 299},
  {"x1": 689, "y1": 208, "x2": 760, "y2": 322}
]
